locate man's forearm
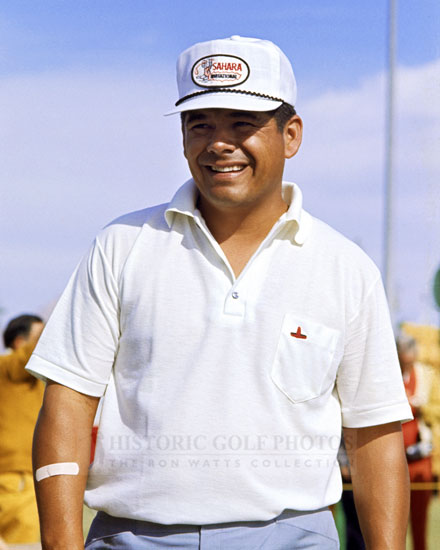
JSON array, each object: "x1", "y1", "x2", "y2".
[
  {"x1": 344, "y1": 422, "x2": 410, "y2": 549},
  {"x1": 33, "y1": 381, "x2": 99, "y2": 550}
]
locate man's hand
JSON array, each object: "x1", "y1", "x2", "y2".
[{"x1": 343, "y1": 422, "x2": 410, "y2": 549}]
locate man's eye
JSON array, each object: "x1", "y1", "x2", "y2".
[
  {"x1": 235, "y1": 121, "x2": 253, "y2": 128},
  {"x1": 189, "y1": 123, "x2": 210, "y2": 131}
]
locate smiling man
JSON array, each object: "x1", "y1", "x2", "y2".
[{"x1": 27, "y1": 36, "x2": 411, "y2": 549}]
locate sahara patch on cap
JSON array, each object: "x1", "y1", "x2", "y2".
[
  {"x1": 191, "y1": 55, "x2": 250, "y2": 88},
  {"x1": 166, "y1": 36, "x2": 297, "y2": 114}
]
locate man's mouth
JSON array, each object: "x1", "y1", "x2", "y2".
[{"x1": 209, "y1": 165, "x2": 246, "y2": 173}]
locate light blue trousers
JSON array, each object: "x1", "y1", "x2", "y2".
[{"x1": 85, "y1": 509, "x2": 339, "y2": 549}]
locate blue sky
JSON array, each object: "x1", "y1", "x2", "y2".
[
  {"x1": 1, "y1": 0, "x2": 439, "y2": 343},
  {"x1": 2, "y1": 1, "x2": 439, "y2": 85}
]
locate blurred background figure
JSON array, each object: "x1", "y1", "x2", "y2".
[
  {"x1": 401, "y1": 323, "x2": 440, "y2": 499},
  {"x1": 397, "y1": 333, "x2": 434, "y2": 550},
  {"x1": 0, "y1": 314, "x2": 44, "y2": 546}
]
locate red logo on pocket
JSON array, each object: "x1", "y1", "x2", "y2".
[{"x1": 290, "y1": 327, "x2": 307, "y2": 339}]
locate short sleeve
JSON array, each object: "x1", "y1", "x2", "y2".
[
  {"x1": 26, "y1": 237, "x2": 120, "y2": 396},
  {"x1": 337, "y1": 276, "x2": 412, "y2": 427}
]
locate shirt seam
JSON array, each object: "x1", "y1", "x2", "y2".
[
  {"x1": 347, "y1": 274, "x2": 382, "y2": 326},
  {"x1": 95, "y1": 226, "x2": 145, "y2": 294}
]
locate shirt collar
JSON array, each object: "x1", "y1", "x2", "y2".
[{"x1": 164, "y1": 179, "x2": 311, "y2": 245}]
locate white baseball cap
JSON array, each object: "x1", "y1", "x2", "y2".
[{"x1": 166, "y1": 35, "x2": 297, "y2": 115}]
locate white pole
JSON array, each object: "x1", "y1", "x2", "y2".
[{"x1": 384, "y1": 0, "x2": 397, "y2": 320}]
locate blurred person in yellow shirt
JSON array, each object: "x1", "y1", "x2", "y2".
[{"x1": 0, "y1": 314, "x2": 44, "y2": 545}]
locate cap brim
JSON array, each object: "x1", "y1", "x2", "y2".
[{"x1": 164, "y1": 92, "x2": 283, "y2": 116}]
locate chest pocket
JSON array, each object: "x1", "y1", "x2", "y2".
[{"x1": 271, "y1": 314, "x2": 341, "y2": 404}]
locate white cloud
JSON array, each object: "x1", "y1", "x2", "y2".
[{"x1": 0, "y1": 67, "x2": 189, "y2": 242}]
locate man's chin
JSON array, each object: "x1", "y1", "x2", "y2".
[{"x1": 201, "y1": 188, "x2": 258, "y2": 211}]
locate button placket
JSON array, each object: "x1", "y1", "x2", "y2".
[{"x1": 224, "y1": 285, "x2": 246, "y2": 316}]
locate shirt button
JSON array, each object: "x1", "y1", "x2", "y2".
[{"x1": 232, "y1": 292, "x2": 239, "y2": 299}]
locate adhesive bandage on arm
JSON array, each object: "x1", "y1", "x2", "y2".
[{"x1": 35, "y1": 462, "x2": 80, "y2": 482}]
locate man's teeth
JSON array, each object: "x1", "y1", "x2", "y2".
[{"x1": 210, "y1": 165, "x2": 244, "y2": 173}]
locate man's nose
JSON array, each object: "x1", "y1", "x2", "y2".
[{"x1": 206, "y1": 127, "x2": 236, "y2": 155}]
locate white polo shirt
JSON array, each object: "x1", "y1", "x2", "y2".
[{"x1": 27, "y1": 180, "x2": 411, "y2": 524}]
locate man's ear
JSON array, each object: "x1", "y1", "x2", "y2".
[
  {"x1": 181, "y1": 113, "x2": 188, "y2": 159},
  {"x1": 182, "y1": 135, "x2": 187, "y2": 159},
  {"x1": 283, "y1": 115, "x2": 303, "y2": 159}
]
